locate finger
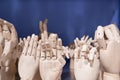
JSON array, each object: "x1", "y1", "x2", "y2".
[
  {"x1": 0, "y1": 25, "x2": 3, "y2": 54},
  {"x1": 57, "y1": 38, "x2": 62, "y2": 48},
  {"x1": 50, "y1": 34, "x2": 58, "y2": 59},
  {"x1": 68, "y1": 49, "x2": 74, "y2": 58},
  {"x1": 23, "y1": 37, "x2": 26, "y2": 43},
  {"x1": 18, "y1": 38, "x2": 24, "y2": 50},
  {"x1": 46, "y1": 42, "x2": 52, "y2": 60},
  {"x1": 104, "y1": 27, "x2": 114, "y2": 40},
  {"x1": 36, "y1": 40, "x2": 41, "y2": 60},
  {"x1": 87, "y1": 37, "x2": 92, "y2": 45},
  {"x1": 19, "y1": 38, "x2": 23, "y2": 44},
  {"x1": 43, "y1": 19, "x2": 48, "y2": 32},
  {"x1": 74, "y1": 38, "x2": 79, "y2": 48},
  {"x1": 41, "y1": 33, "x2": 44, "y2": 41},
  {"x1": 43, "y1": 19, "x2": 48, "y2": 41},
  {"x1": 107, "y1": 24, "x2": 120, "y2": 42},
  {"x1": 62, "y1": 46, "x2": 65, "y2": 56},
  {"x1": 46, "y1": 51, "x2": 51, "y2": 60},
  {"x1": 40, "y1": 49, "x2": 46, "y2": 60},
  {"x1": 58, "y1": 39, "x2": 63, "y2": 48},
  {"x1": 96, "y1": 26, "x2": 104, "y2": 39},
  {"x1": 96, "y1": 26, "x2": 107, "y2": 49},
  {"x1": 19, "y1": 38, "x2": 24, "y2": 45},
  {"x1": 9, "y1": 24, "x2": 18, "y2": 43},
  {"x1": 40, "y1": 41, "x2": 46, "y2": 60},
  {"x1": 0, "y1": 25, "x2": 4, "y2": 45},
  {"x1": 43, "y1": 30, "x2": 48, "y2": 41},
  {"x1": 2, "y1": 24, "x2": 11, "y2": 40},
  {"x1": 57, "y1": 38, "x2": 63, "y2": 57},
  {"x1": 74, "y1": 39, "x2": 77, "y2": 48},
  {"x1": 76, "y1": 37, "x2": 80, "y2": 46},
  {"x1": 48, "y1": 34, "x2": 57, "y2": 60},
  {"x1": 40, "y1": 21, "x2": 45, "y2": 42},
  {"x1": 81, "y1": 35, "x2": 85, "y2": 41},
  {"x1": 81, "y1": 44, "x2": 89, "y2": 52},
  {"x1": 49, "y1": 33, "x2": 57, "y2": 48},
  {"x1": 80, "y1": 35, "x2": 86, "y2": 44},
  {"x1": 39, "y1": 21, "x2": 43, "y2": 33},
  {"x1": 0, "y1": 44, "x2": 3, "y2": 56},
  {"x1": 31, "y1": 35, "x2": 38, "y2": 56},
  {"x1": 80, "y1": 44, "x2": 89, "y2": 59},
  {"x1": 105, "y1": 24, "x2": 119, "y2": 34},
  {"x1": 63, "y1": 46, "x2": 69, "y2": 58},
  {"x1": 94, "y1": 30, "x2": 97, "y2": 40},
  {"x1": 88, "y1": 47, "x2": 96, "y2": 61},
  {"x1": 22, "y1": 36, "x2": 30, "y2": 55},
  {"x1": 84, "y1": 35, "x2": 89, "y2": 42},
  {"x1": 52, "y1": 48, "x2": 57, "y2": 60},
  {"x1": 27, "y1": 34, "x2": 35, "y2": 55},
  {"x1": 76, "y1": 37, "x2": 79, "y2": 42},
  {"x1": 64, "y1": 47, "x2": 69, "y2": 59},
  {"x1": 74, "y1": 47, "x2": 80, "y2": 59}
]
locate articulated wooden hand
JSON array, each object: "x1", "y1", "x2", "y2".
[
  {"x1": 39, "y1": 20, "x2": 66, "y2": 80},
  {"x1": 95, "y1": 24, "x2": 120, "y2": 80},
  {"x1": 95, "y1": 24, "x2": 120, "y2": 74},
  {"x1": 18, "y1": 34, "x2": 40, "y2": 80},
  {"x1": 74, "y1": 36, "x2": 100, "y2": 80},
  {"x1": 0, "y1": 18, "x2": 18, "y2": 80}
]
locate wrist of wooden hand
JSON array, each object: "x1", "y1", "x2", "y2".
[{"x1": 103, "y1": 72, "x2": 120, "y2": 80}]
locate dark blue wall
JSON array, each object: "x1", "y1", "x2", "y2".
[{"x1": 0, "y1": 0, "x2": 119, "y2": 45}]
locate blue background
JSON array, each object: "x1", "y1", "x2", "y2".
[
  {"x1": 0, "y1": 0, "x2": 119, "y2": 80},
  {"x1": 0, "y1": 0, "x2": 119, "y2": 46}
]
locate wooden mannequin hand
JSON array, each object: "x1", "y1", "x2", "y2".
[
  {"x1": 18, "y1": 34, "x2": 39, "y2": 80},
  {"x1": 95, "y1": 24, "x2": 120, "y2": 74}
]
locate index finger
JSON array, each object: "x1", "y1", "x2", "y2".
[
  {"x1": 43, "y1": 19, "x2": 48, "y2": 41},
  {"x1": 39, "y1": 21, "x2": 43, "y2": 33}
]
